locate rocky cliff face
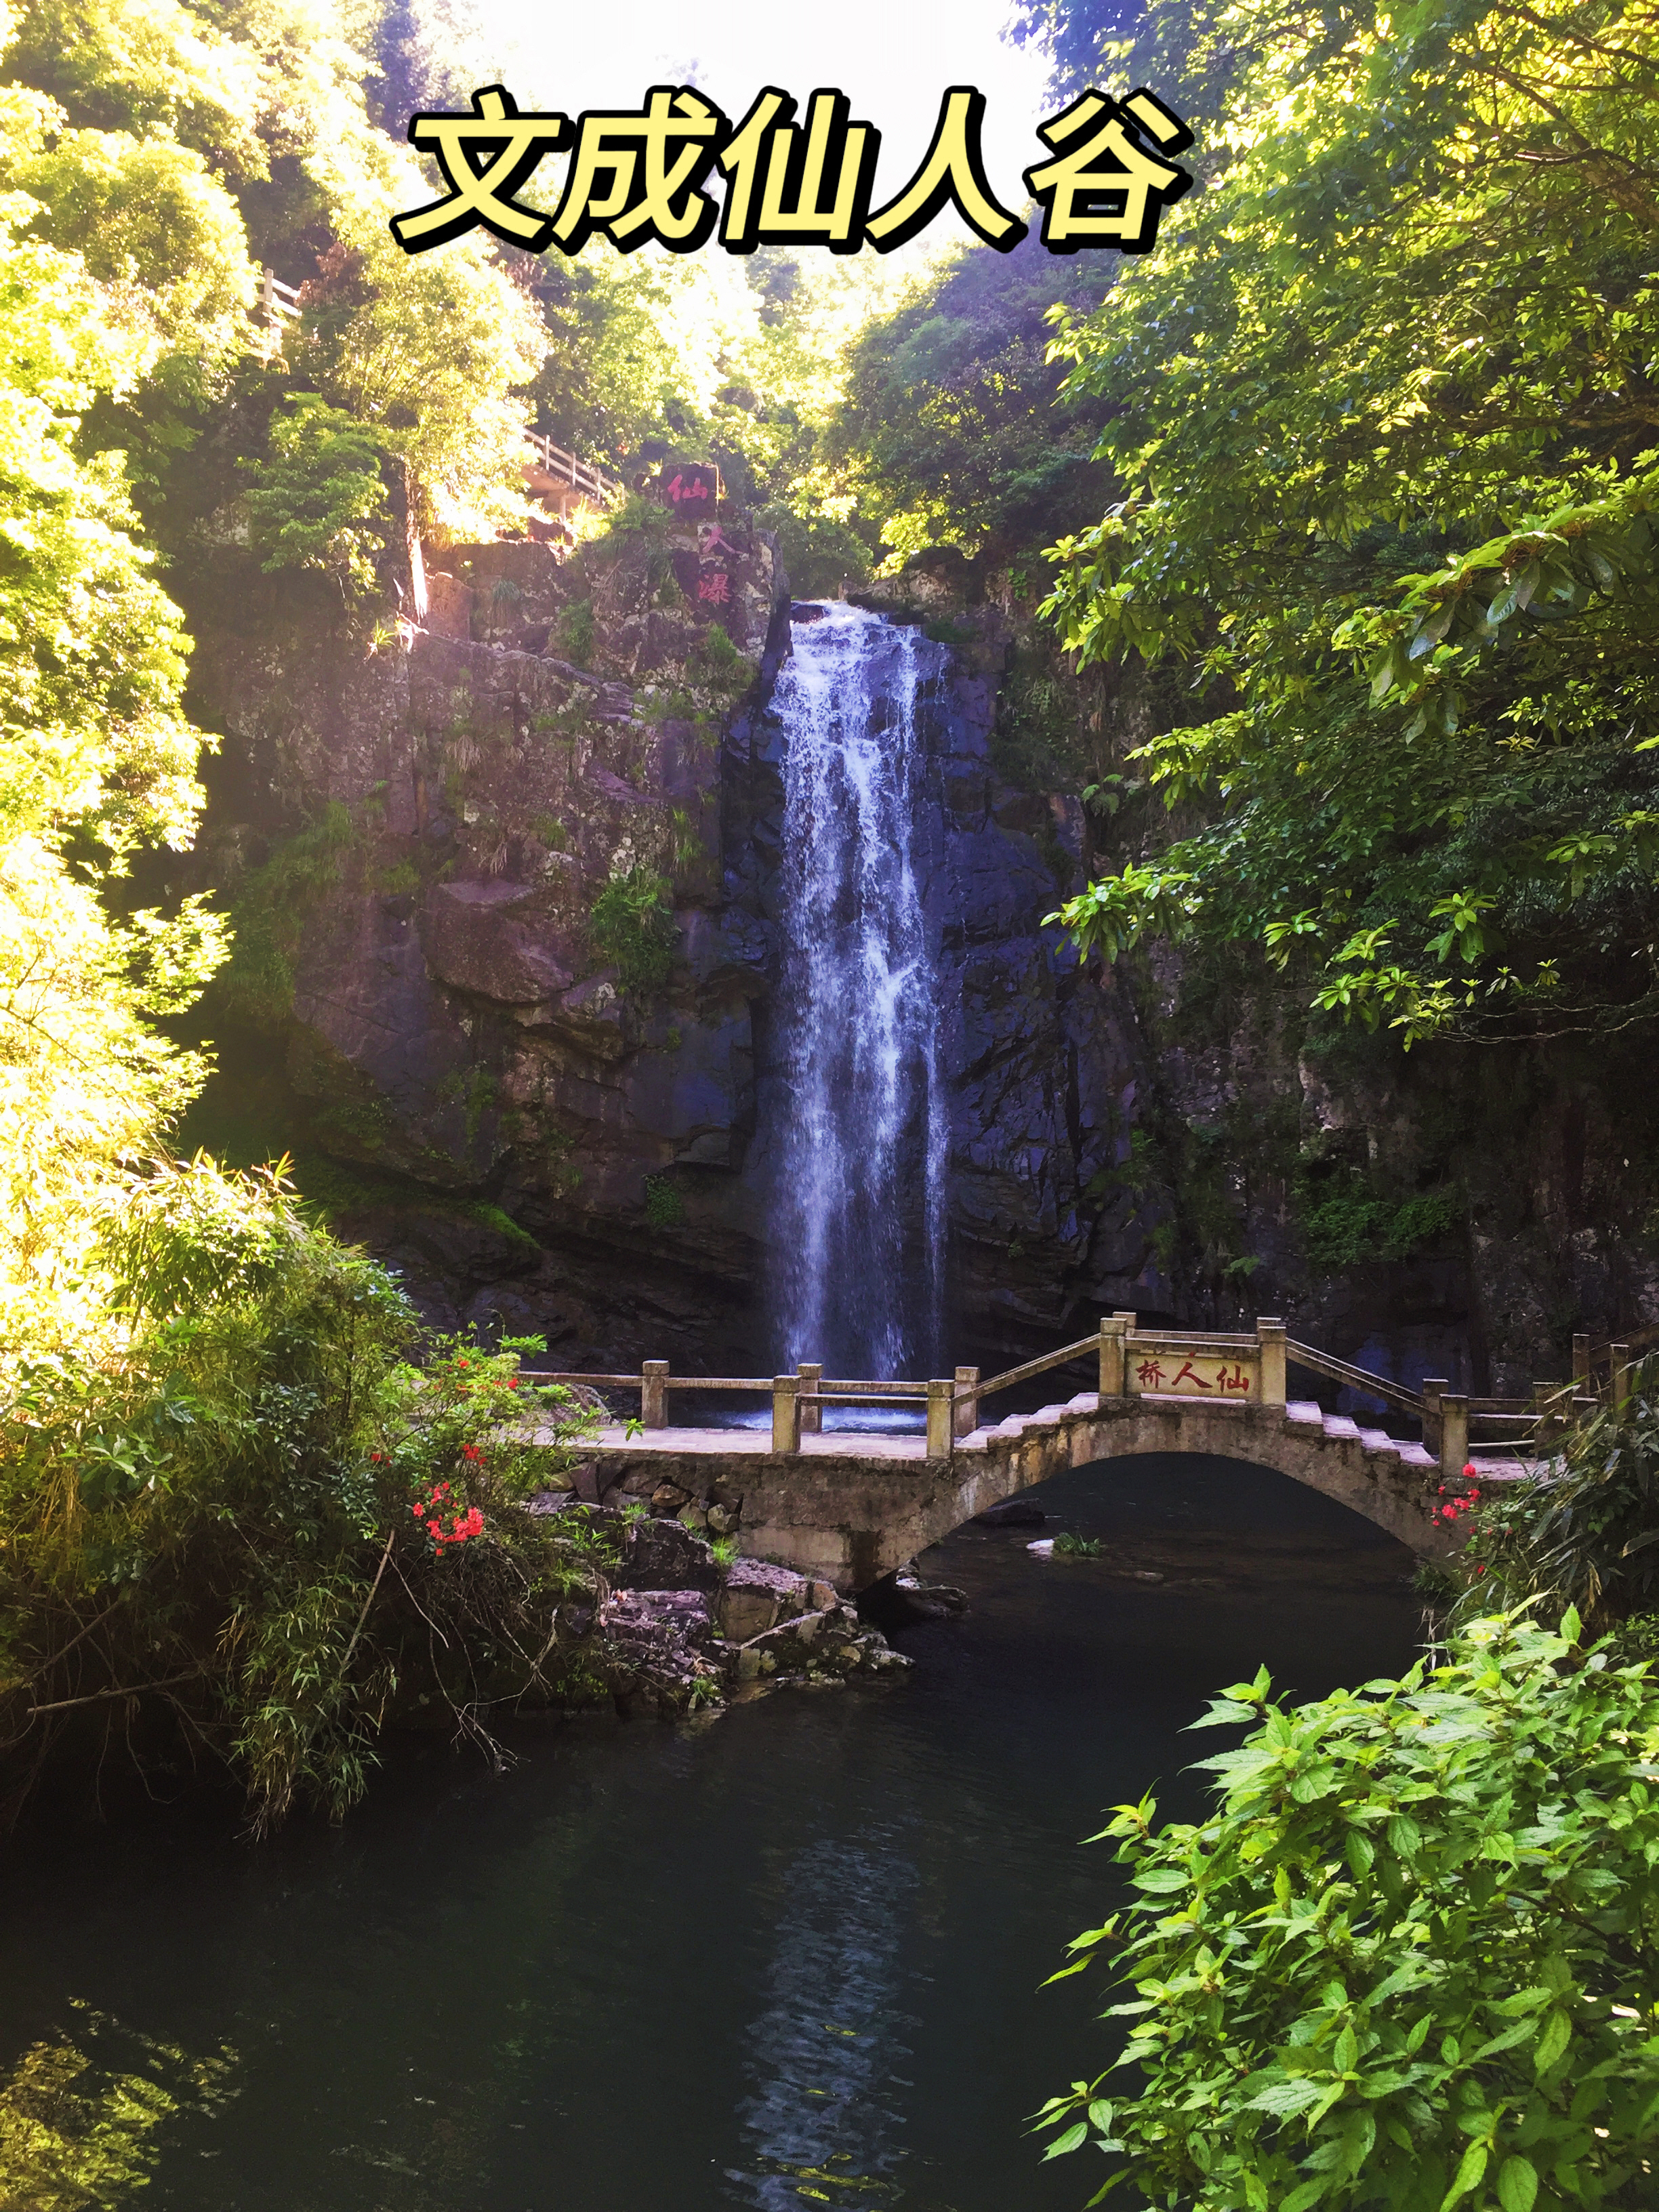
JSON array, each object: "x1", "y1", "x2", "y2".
[
  {"x1": 184, "y1": 525, "x2": 1658, "y2": 1401},
  {"x1": 189, "y1": 511, "x2": 792, "y2": 1368}
]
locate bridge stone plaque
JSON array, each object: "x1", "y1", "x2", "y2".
[{"x1": 1128, "y1": 1345, "x2": 1258, "y2": 1399}]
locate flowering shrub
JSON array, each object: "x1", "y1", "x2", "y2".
[
  {"x1": 1434, "y1": 1469, "x2": 1482, "y2": 1528},
  {"x1": 1448, "y1": 1357, "x2": 1659, "y2": 1635},
  {"x1": 0, "y1": 1264, "x2": 605, "y2": 1835},
  {"x1": 375, "y1": 1335, "x2": 569, "y2": 1519},
  {"x1": 1038, "y1": 1611, "x2": 1659, "y2": 2211},
  {"x1": 409, "y1": 1481, "x2": 485, "y2": 1551}
]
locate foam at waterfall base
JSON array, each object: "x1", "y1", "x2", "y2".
[{"x1": 676, "y1": 1404, "x2": 926, "y2": 1435}]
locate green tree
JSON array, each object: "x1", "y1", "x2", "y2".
[
  {"x1": 1044, "y1": 0, "x2": 1659, "y2": 1047},
  {"x1": 828, "y1": 230, "x2": 1118, "y2": 566},
  {"x1": 1008, "y1": 0, "x2": 1143, "y2": 100},
  {"x1": 0, "y1": 184, "x2": 222, "y2": 1353},
  {"x1": 1, "y1": 109, "x2": 253, "y2": 365},
  {"x1": 292, "y1": 221, "x2": 546, "y2": 544},
  {"x1": 1039, "y1": 1611, "x2": 1659, "y2": 2209},
  {"x1": 0, "y1": 1158, "x2": 604, "y2": 1833}
]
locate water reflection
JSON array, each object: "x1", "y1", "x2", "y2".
[
  {"x1": 0, "y1": 2003, "x2": 235, "y2": 2211},
  {"x1": 734, "y1": 1839, "x2": 916, "y2": 2209},
  {"x1": 0, "y1": 1456, "x2": 1423, "y2": 2212}
]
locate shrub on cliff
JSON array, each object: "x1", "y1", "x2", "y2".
[
  {"x1": 1038, "y1": 1612, "x2": 1659, "y2": 2209},
  {"x1": 240, "y1": 393, "x2": 392, "y2": 598},
  {"x1": 590, "y1": 867, "x2": 676, "y2": 996}
]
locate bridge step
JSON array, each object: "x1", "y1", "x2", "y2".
[
  {"x1": 962, "y1": 1393, "x2": 1432, "y2": 1469},
  {"x1": 1286, "y1": 1401, "x2": 1431, "y2": 1466}
]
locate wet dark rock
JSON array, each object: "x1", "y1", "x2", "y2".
[
  {"x1": 612, "y1": 1515, "x2": 720, "y2": 1593},
  {"x1": 973, "y1": 1496, "x2": 1046, "y2": 1528},
  {"x1": 602, "y1": 1588, "x2": 714, "y2": 1655},
  {"x1": 570, "y1": 1461, "x2": 603, "y2": 1504},
  {"x1": 420, "y1": 880, "x2": 574, "y2": 1004},
  {"x1": 858, "y1": 1570, "x2": 966, "y2": 1629},
  {"x1": 733, "y1": 1607, "x2": 907, "y2": 1685}
]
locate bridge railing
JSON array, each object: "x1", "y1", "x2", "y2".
[{"x1": 523, "y1": 1314, "x2": 1642, "y2": 1477}]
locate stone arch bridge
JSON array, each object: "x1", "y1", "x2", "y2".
[{"x1": 529, "y1": 1315, "x2": 1590, "y2": 1593}]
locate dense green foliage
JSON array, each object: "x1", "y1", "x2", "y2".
[
  {"x1": 1298, "y1": 1176, "x2": 1462, "y2": 1269},
  {"x1": 0, "y1": 0, "x2": 662, "y2": 1826},
  {"x1": 1046, "y1": 0, "x2": 1659, "y2": 1047},
  {"x1": 0, "y1": 67, "x2": 222, "y2": 1361},
  {"x1": 1009, "y1": 0, "x2": 1142, "y2": 98},
  {"x1": 1040, "y1": 1612, "x2": 1659, "y2": 2209}
]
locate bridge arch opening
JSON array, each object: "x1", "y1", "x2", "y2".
[
  {"x1": 876, "y1": 1451, "x2": 1422, "y2": 1666},
  {"x1": 960, "y1": 1448, "x2": 1418, "y2": 1570}
]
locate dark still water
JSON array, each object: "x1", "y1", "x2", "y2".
[{"x1": 0, "y1": 1456, "x2": 1421, "y2": 2212}]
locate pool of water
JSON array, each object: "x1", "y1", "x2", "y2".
[{"x1": 0, "y1": 1454, "x2": 1422, "y2": 2211}]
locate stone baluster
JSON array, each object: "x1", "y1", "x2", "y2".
[
  {"x1": 954, "y1": 1366, "x2": 979, "y2": 1440},
  {"x1": 1256, "y1": 1316, "x2": 1286, "y2": 1410},
  {"x1": 1098, "y1": 1314, "x2": 1126, "y2": 1397},
  {"x1": 1439, "y1": 1392, "x2": 1469, "y2": 1481},
  {"x1": 1421, "y1": 1377, "x2": 1448, "y2": 1459},
  {"x1": 772, "y1": 1375, "x2": 800, "y2": 1455},
  {"x1": 1573, "y1": 1332, "x2": 1591, "y2": 1389},
  {"x1": 642, "y1": 1359, "x2": 668, "y2": 1430},
  {"x1": 798, "y1": 1361, "x2": 823, "y2": 1435},
  {"x1": 926, "y1": 1379, "x2": 955, "y2": 1460}
]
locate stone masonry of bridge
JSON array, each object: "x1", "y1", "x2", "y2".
[
  {"x1": 573, "y1": 1390, "x2": 1452, "y2": 1593},
  {"x1": 528, "y1": 1313, "x2": 1584, "y2": 1592}
]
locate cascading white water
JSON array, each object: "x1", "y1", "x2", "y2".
[{"x1": 771, "y1": 603, "x2": 949, "y2": 1378}]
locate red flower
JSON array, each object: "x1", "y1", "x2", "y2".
[
  {"x1": 1462, "y1": 1461, "x2": 1477, "y2": 1477},
  {"x1": 1440, "y1": 1505, "x2": 1456, "y2": 1521},
  {"x1": 1476, "y1": 1565, "x2": 1487, "y2": 1576}
]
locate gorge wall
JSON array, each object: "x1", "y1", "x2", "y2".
[{"x1": 180, "y1": 517, "x2": 1659, "y2": 1401}]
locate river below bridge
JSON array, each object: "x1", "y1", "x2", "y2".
[{"x1": 0, "y1": 1454, "x2": 1420, "y2": 2212}]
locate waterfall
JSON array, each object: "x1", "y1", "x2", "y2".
[{"x1": 771, "y1": 603, "x2": 949, "y2": 1379}]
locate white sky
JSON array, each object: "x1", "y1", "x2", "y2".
[{"x1": 475, "y1": 0, "x2": 1055, "y2": 260}]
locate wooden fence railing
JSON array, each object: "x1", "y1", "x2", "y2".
[
  {"x1": 522, "y1": 1311, "x2": 1643, "y2": 1476},
  {"x1": 259, "y1": 268, "x2": 302, "y2": 326},
  {"x1": 255, "y1": 268, "x2": 623, "y2": 510},
  {"x1": 520, "y1": 428, "x2": 623, "y2": 508}
]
